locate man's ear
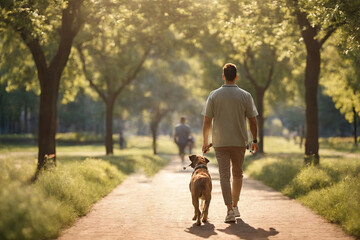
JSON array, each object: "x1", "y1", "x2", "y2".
[
  {"x1": 189, "y1": 155, "x2": 196, "y2": 162},
  {"x1": 205, "y1": 157, "x2": 210, "y2": 163}
]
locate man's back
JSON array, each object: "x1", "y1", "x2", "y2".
[
  {"x1": 202, "y1": 84, "x2": 258, "y2": 147},
  {"x1": 175, "y1": 123, "x2": 190, "y2": 145}
]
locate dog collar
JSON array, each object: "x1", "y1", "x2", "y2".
[{"x1": 192, "y1": 164, "x2": 208, "y2": 175}]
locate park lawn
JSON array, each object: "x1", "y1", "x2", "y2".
[
  {"x1": 0, "y1": 135, "x2": 177, "y2": 240},
  {"x1": 320, "y1": 137, "x2": 360, "y2": 153},
  {"x1": 244, "y1": 136, "x2": 360, "y2": 238}
]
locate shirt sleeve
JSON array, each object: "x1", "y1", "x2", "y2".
[
  {"x1": 246, "y1": 93, "x2": 258, "y2": 118},
  {"x1": 202, "y1": 93, "x2": 214, "y2": 118}
]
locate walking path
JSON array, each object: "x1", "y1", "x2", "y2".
[{"x1": 58, "y1": 155, "x2": 353, "y2": 240}]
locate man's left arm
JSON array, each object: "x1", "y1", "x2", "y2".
[{"x1": 248, "y1": 116, "x2": 258, "y2": 154}]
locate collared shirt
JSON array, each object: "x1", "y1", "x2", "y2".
[
  {"x1": 175, "y1": 123, "x2": 191, "y2": 145},
  {"x1": 202, "y1": 84, "x2": 258, "y2": 147}
]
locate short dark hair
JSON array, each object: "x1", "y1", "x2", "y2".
[{"x1": 223, "y1": 63, "x2": 237, "y2": 81}]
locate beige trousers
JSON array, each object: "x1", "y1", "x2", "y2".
[{"x1": 214, "y1": 146, "x2": 246, "y2": 206}]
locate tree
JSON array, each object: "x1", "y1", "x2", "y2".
[
  {"x1": 75, "y1": 0, "x2": 182, "y2": 155},
  {"x1": 215, "y1": 0, "x2": 296, "y2": 153},
  {"x1": 287, "y1": 0, "x2": 360, "y2": 164},
  {"x1": 75, "y1": 0, "x2": 213, "y2": 154},
  {"x1": 1, "y1": 0, "x2": 85, "y2": 176},
  {"x1": 129, "y1": 55, "x2": 203, "y2": 154},
  {"x1": 321, "y1": 44, "x2": 360, "y2": 145}
]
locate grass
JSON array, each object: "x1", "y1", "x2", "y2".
[
  {"x1": 0, "y1": 135, "x2": 176, "y2": 240},
  {"x1": 320, "y1": 137, "x2": 360, "y2": 153},
  {"x1": 244, "y1": 136, "x2": 360, "y2": 238},
  {"x1": 1, "y1": 134, "x2": 358, "y2": 238}
]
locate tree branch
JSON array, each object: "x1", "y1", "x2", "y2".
[
  {"x1": 265, "y1": 61, "x2": 274, "y2": 91},
  {"x1": 319, "y1": 27, "x2": 337, "y2": 47},
  {"x1": 76, "y1": 44, "x2": 107, "y2": 102},
  {"x1": 98, "y1": 41, "x2": 112, "y2": 96},
  {"x1": 243, "y1": 58, "x2": 259, "y2": 89},
  {"x1": 48, "y1": 0, "x2": 85, "y2": 77},
  {"x1": 114, "y1": 43, "x2": 152, "y2": 97},
  {"x1": 294, "y1": 8, "x2": 312, "y2": 31},
  {"x1": 20, "y1": 34, "x2": 48, "y2": 89},
  {"x1": 264, "y1": 49, "x2": 276, "y2": 90}
]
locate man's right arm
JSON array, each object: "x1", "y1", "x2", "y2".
[
  {"x1": 202, "y1": 116, "x2": 212, "y2": 153},
  {"x1": 173, "y1": 129, "x2": 177, "y2": 143}
]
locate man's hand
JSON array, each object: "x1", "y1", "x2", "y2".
[
  {"x1": 251, "y1": 142, "x2": 258, "y2": 154},
  {"x1": 202, "y1": 142, "x2": 210, "y2": 154}
]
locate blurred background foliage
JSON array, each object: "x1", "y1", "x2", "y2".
[
  {"x1": 0, "y1": 0, "x2": 359, "y2": 148},
  {"x1": 1, "y1": 0, "x2": 360, "y2": 238}
]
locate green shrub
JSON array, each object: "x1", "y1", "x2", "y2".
[
  {"x1": 0, "y1": 182, "x2": 70, "y2": 240},
  {"x1": 300, "y1": 176, "x2": 360, "y2": 237},
  {"x1": 0, "y1": 158, "x2": 124, "y2": 240},
  {"x1": 245, "y1": 156, "x2": 301, "y2": 191},
  {"x1": 56, "y1": 132, "x2": 104, "y2": 144},
  {"x1": 283, "y1": 166, "x2": 332, "y2": 198}
]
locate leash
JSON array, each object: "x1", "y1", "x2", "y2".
[{"x1": 183, "y1": 143, "x2": 213, "y2": 170}]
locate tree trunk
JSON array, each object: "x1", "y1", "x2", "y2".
[
  {"x1": 294, "y1": 6, "x2": 337, "y2": 165},
  {"x1": 33, "y1": 71, "x2": 68, "y2": 178},
  {"x1": 354, "y1": 107, "x2": 358, "y2": 146},
  {"x1": 304, "y1": 44, "x2": 321, "y2": 165},
  {"x1": 24, "y1": 106, "x2": 28, "y2": 133},
  {"x1": 34, "y1": 72, "x2": 61, "y2": 181},
  {"x1": 105, "y1": 98, "x2": 115, "y2": 155},
  {"x1": 256, "y1": 87, "x2": 265, "y2": 153},
  {"x1": 150, "y1": 121, "x2": 158, "y2": 155}
]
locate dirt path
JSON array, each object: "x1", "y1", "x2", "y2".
[{"x1": 58, "y1": 155, "x2": 352, "y2": 240}]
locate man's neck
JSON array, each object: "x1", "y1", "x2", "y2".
[{"x1": 224, "y1": 80, "x2": 236, "y2": 85}]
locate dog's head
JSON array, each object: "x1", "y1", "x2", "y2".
[{"x1": 189, "y1": 155, "x2": 209, "y2": 168}]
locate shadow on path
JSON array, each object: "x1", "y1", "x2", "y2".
[
  {"x1": 185, "y1": 222, "x2": 218, "y2": 238},
  {"x1": 184, "y1": 219, "x2": 278, "y2": 239},
  {"x1": 217, "y1": 219, "x2": 279, "y2": 240}
]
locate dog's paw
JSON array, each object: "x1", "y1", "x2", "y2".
[
  {"x1": 202, "y1": 218, "x2": 208, "y2": 223},
  {"x1": 196, "y1": 221, "x2": 201, "y2": 226},
  {"x1": 192, "y1": 216, "x2": 197, "y2": 221}
]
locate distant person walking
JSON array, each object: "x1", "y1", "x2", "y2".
[
  {"x1": 202, "y1": 63, "x2": 258, "y2": 223},
  {"x1": 174, "y1": 117, "x2": 191, "y2": 163}
]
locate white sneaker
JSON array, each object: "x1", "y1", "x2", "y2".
[
  {"x1": 224, "y1": 209, "x2": 236, "y2": 223},
  {"x1": 233, "y1": 206, "x2": 240, "y2": 218}
]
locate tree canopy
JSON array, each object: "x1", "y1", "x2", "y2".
[{"x1": 0, "y1": 0, "x2": 359, "y2": 166}]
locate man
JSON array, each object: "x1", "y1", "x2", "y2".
[
  {"x1": 174, "y1": 116, "x2": 191, "y2": 163},
  {"x1": 202, "y1": 63, "x2": 258, "y2": 223}
]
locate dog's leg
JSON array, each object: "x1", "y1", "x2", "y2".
[
  {"x1": 192, "y1": 195, "x2": 201, "y2": 225},
  {"x1": 202, "y1": 194, "x2": 211, "y2": 223}
]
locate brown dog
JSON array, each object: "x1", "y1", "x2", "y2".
[{"x1": 189, "y1": 154, "x2": 212, "y2": 226}]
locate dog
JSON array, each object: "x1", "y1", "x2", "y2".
[{"x1": 189, "y1": 154, "x2": 212, "y2": 226}]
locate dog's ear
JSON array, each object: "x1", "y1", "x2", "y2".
[
  {"x1": 189, "y1": 155, "x2": 197, "y2": 162},
  {"x1": 205, "y1": 157, "x2": 210, "y2": 163}
]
